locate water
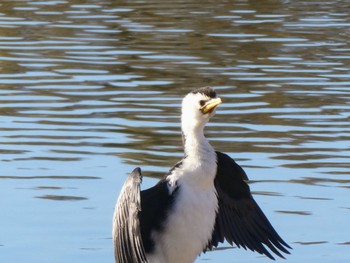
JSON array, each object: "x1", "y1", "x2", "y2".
[{"x1": 1, "y1": 0, "x2": 349, "y2": 262}]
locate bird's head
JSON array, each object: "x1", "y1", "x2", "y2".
[{"x1": 181, "y1": 87, "x2": 222, "y2": 134}]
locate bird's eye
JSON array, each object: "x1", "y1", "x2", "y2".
[{"x1": 199, "y1": 100, "x2": 206, "y2": 107}]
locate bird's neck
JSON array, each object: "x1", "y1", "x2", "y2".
[
  {"x1": 182, "y1": 126, "x2": 214, "y2": 159},
  {"x1": 179, "y1": 124, "x2": 217, "y2": 189}
]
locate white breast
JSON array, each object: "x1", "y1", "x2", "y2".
[{"x1": 147, "y1": 155, "x2": 218, "y2": 263}]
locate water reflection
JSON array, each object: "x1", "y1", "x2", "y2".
[
  {"x1": 1, "y1": 0, "x2": 350, "y2": 263},
  {"x1": 35, "y1": 194, "x2": 88, "y2": 201}
]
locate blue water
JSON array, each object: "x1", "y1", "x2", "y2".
[{"x1": 1, "y1": 0, "x2": 350, "y2": 262}]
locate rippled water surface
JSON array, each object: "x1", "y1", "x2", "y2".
[{"x1": 1, "y1": 0, "x2": 350, "y2": 262}]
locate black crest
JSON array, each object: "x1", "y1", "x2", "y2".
[{"x1": 191, "y1": 87, "x2": 216, "y2": 98}]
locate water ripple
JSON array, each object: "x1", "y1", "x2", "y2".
[{"x1": 1, "y1": 1, "x2": 350, "y2": 263}]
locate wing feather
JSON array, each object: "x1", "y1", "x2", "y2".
[
  {"x1": 206, "y1": 152, "x2": 291, "y2": 260},
  {"x1": 112, "y1": 167, "x2": 147, "y2": 263}
]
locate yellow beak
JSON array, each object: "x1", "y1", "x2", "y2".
[{"x1": 200, "y1": 97, "x2": 222, "y2": 114}]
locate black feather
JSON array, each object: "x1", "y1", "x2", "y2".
[
  {"x1": 205, "y1": 152, "x2": 291, "y2": 260},
  {"x1": 191, "y1": 86, "x2": 217, "y2": 98},
  {"x1": 139, "y1": 179, "x2": 179, "y2": 253},
  {"x1": 112, "y1": 167, "x2": 179, "y2": 263}
]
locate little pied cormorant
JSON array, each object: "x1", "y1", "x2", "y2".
[{"x1": 113, "y1": 87, "x2": 291, "y2": 263}]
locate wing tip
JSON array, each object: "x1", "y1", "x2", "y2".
[
  {"x1": 259, "y1": 235, "x2": 292, "y2": 260},
  {"x1": 131, "y1": 167, "x2": 142, "y2": 176},
  {"x1": 128, "y1": 167, "x2": 142, "y2": 183}
]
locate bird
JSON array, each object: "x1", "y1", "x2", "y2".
[{"x1": 112, "y1": 86, "x2": 291, "y2": 263}]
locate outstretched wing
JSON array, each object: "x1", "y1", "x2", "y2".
[
  {"x1": 206, "y1": 152, "x2": 291, "y2": 260},
  {"x1": 112, "y1": 167, "x2": 147, "y2": 263}
]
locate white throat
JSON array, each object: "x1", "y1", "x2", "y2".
[
  {"x1": 180, "y1": 113, "x2": 217, "y2": 186},
  {"x1": 182, "y1": 124, "x2": 213, "y2": 159}
]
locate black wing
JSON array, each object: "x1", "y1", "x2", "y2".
[
  {"x1": 113, "y1": 166, "x2": 179, "y2": 263},
  {"x1": 112, "y1": 167, "x2": 147, "y2": 263},
  {"x1": 206, "y1": 152, "x2": 291, "y2": 260},
  {"x1": 139, "y1": 178, "x2": 178, "y2": 254}
]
